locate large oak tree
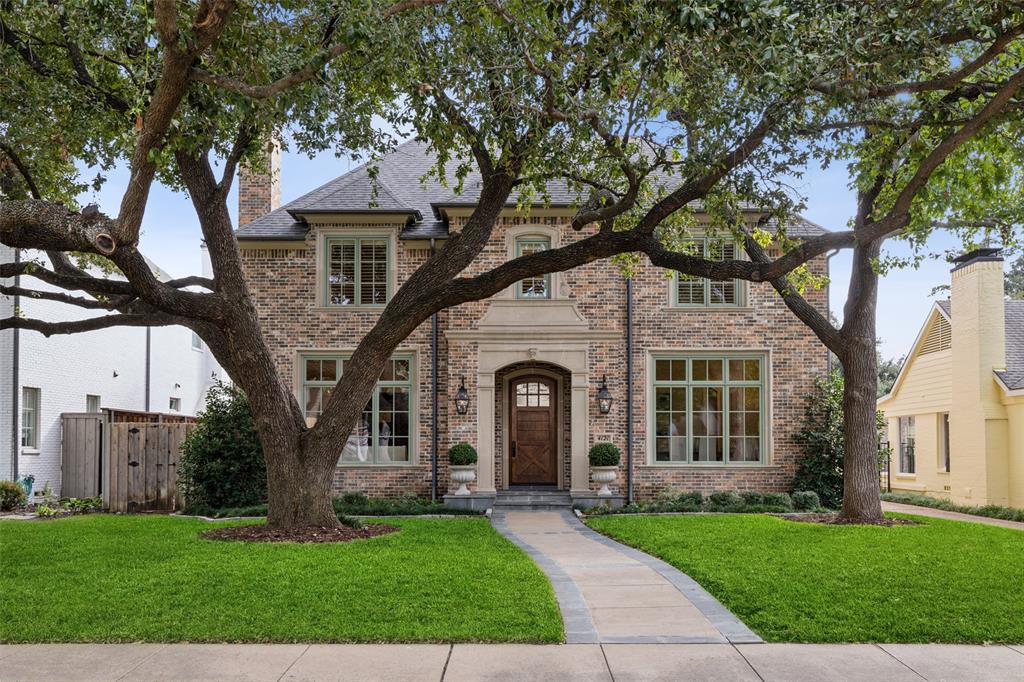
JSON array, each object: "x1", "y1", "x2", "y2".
[{"x1": 3, "y1": 0, "x2": 1021, "y2": 525}]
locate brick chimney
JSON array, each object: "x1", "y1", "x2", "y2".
[
  {"x1": 949, "y1": 247, "x2": 1009, "y2": 505},
  {"x1": 238, "y1": 139, "x2": 281, "y2": 227}
]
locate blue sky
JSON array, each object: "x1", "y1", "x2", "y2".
[{"x1": 81, "y1": 146, "x2": 1002, "y2": 361}]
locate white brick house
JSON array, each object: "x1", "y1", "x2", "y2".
[{"x1": 0, "y1": 244, "x2": 226, "y2": 496}]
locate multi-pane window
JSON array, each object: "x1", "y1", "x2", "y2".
[
  {"x1": 86, "y1": 395, "x2": 101, "y2": 413},
  {"x1": 515, "y1": 237, "x2": 551, "y2": 299},
  {"x1": 674, "y1": 238, "x2": 743, "y2": 307},
  {"x1": 652, "y1": 356, "x2": 764, "y2": 464},
  {"x1": 21, "y1": 387, "x2": 40, "y2": 449},
  {"x1": 325, "y1": 236, "x2": 390, "y2": 306},
  {"x1": 899, "y1": 415, "x2": 916, "y2": 474},
  {"x1": 302, "y1": 355, "x2": 413, "y2": 464},
  {"x1": 516, "y1": 381, "x2": 551, "y2": 407}
]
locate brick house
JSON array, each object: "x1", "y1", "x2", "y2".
[{"x1": 236, "y1": 140, "x2": 830, "y2": 508}]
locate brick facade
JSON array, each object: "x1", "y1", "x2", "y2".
[{"x1": 240, "y1": 211, "x2": 829, "y2": 501}]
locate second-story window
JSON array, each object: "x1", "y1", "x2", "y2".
[
  {"x1": 325, "y1": 236, "x2": 390, "y2": 307},
  {"x1": 515, "y1": 236, "x2": 551, "y2": 299},
  {"x1": 674, "y1": 238, "x2": 744, "y2": 307}
]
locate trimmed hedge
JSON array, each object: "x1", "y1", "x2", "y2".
[
  {"x1": 182, "y1": 494, "x2": 482, "y2": 519},
  {"x1": 586, "y1": 489, "x2": 821, "y2": 516},
  {"x1": 881, "y1": 492, "x2": 1024, "y2": 523}
]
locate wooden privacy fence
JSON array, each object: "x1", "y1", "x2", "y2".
[
  {"x1": 107, "y1": 422, "x2": 194, "y2": 512},
  {"x1": 61, "y1": 411, "x2": 196, "y2": 512}
]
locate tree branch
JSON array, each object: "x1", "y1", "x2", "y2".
[{"x1": 0, "y1": 312, "x2": 182, "y2": 336}]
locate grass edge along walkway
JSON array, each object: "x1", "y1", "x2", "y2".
[
  {"x1": 0, "y1": 515, "x2": 563, "y2": 644},
  {"x1": 585, "y1": 512, "x2": 1024, "y2": 644}
]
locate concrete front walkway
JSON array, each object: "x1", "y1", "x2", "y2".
[
  {"x1": 882, "y1": 501, "x2": 1024, "y2": 530},
  {"x1": 2, "y1": 643, "x2": 1022, "y2": 681},
  {"x1": 490, "y1": 510, "x2": 759, "y2": 644}
]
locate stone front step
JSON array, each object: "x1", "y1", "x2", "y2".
[{"x1": 493, "y1": 490, "x2": 573, "y2": 510}]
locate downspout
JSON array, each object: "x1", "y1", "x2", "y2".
[
  {"x1": 429, "y1": 238, "x2": 439, "y2": 502},
  {"x1": 625, "y1": 276, "x2": 634, "y2": 505},
  {"x1": 144, "y1": 328, "x2": 152, "y2": 412},
  {"x1": 824, "y1": 249, "x2": 839, "y2": 374},
  {"x1": 9, "y1": 248, "x2": 21, "y2": 481}
]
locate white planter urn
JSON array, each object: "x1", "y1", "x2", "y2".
[
  {"x1": 591, "y1": 465, "x2": 618, "y2": 496},
  {"x1": 450, "y1": 465, "x2": 477, "y2": 496}
]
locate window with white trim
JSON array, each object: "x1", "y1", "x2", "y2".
[
  {"x1": 673, "y1": 238, "x2": 744, "y2": 307},
  {"x1": 514, "y1": 236, "x2": 551, "y2": 299},
  {"x1": 899, "y1": 415, "x2": 916, "y2": 474},
  {"x1": 169, "y1": 397, "x2": 181, "y2": 412},
  {"x1": 21, "y1": 387, "x2": 40, "y2": 449},
  {"x1": 302, "y1": 354, "x2": 413, "y2": 464},
  {"x1": 324, "y1": 236, "x2": 390, "y2": 307},
  {"x1": 191, "y1": 331, "x2": 204, "y2": 350},
  {"x1": 86, "y1": 394, "x2": 101, "y2": 413},
  {"x1": 651, "y1": 356, "x2": 765, "y2": 464},
  {"x1": 939, "y1": 413, "x2": 950, "y2": 473}
]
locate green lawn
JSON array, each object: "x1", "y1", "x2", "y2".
[
  {"x1": 587, "y1": 513, "x2": 1024, "y2": 643},
  {"x1": 0, "y1": 515, "x2": 562, "y2": 643}
]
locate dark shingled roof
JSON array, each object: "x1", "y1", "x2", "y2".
[
  {"x1": 236, "y1": 138, "x2": 830, "y2": 241},
  {"x1": 937, "y1": 298, "x2": 1024, "y2": 390},
  {"x1": 999, "y1": 301, "x2": 1024, "y2": 390}
]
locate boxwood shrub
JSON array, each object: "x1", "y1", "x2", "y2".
[
  {"x1": 448, "y1": 443, "x2": 478, "y2": 466},
  {"x1": 588, "y1": 442, "x2": 621, "y2": 467}
]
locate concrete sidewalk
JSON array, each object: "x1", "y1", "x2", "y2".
[
  {"x1": 882, "y1": 501, "x2": 1024, "y2": 530},
  {"x1": 490, "y1": 510, "x2": 759, "y2": 644},
  {"x1": 1, "y1": 643, "x2": 1022, "y2": 681}
]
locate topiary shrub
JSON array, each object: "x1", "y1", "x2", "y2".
[
  {"x1": 792, "y1": 490, "x2": 821, "y2": 511},
  {"x1": 178, "y1": 382, "x2": 266, "y2": 509},
  {"x1": 589, "y1": 442, "x2": 621, "y2": 467},
  {"x1": 448, "y1": 442, "x2": 478, "y2": 466},
  {"x1": 0, "y1": 480, "x2": 27, "y2": 511},
  {"x1": 706, "y1": 491, "x2": 744, "y2": 512}
]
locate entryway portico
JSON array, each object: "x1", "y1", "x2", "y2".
[{"x1": 444, "y1": 299, "x2": 620, "y2": 509}]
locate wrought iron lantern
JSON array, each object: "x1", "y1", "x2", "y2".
[
  {"x1": 454, "y1": 376, "x2": 470, "y2": 415},
  {"x1": 596, "y1": 375, "x2": 614, "y2": 414}
]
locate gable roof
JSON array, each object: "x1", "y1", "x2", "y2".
[
  {"x1": 880, "y1": 298, "x2": 1024, "y2": 401},
  {"x1": 236, "y1": 138, "x2": 830, "y2": 241},
  {"x1": 877, "y1": 302, "x2": 951, "y2": 404}
]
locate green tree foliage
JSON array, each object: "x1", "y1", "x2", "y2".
[
  {"x1": 877, "y1": 353, "x2": 904, "y2": 397},
  {"x1": 792, "y1": 371, "x2": 889, "y2": 509},
  {"x1": 178, "y1": 382, "x2": 266, "y2": 509},
  {"x1": 1007, "y1": 255, "x2": 1024, "y2": 299}
]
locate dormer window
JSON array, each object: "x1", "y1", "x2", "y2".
[
  {"x1": 515, "y1": 236, "x2": 551, "y2": 299},
  {"x1": 325, "y1": 236, "x2": 390, "y2": 307},
  {"x1": 673, "y1": 238, "x2": 744, "y2": 307}
]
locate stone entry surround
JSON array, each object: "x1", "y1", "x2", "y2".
[{"x1": 490, "y1": 510, "x2": 761, "y2": 644}]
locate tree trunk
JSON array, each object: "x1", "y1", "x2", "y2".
[
  {"x1": 838, "y1": 341, "x2": 884, "y2": 522},
  {"x1": 836, "y1": 240, "x2": 884, "y2": 523},
  {"x1": 264, "y1": 442, "x2": 339, "y2": 528}
]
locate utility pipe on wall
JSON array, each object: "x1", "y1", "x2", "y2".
[{"x1": 625, "y1": 276, "x2": 634, "y2": 505}]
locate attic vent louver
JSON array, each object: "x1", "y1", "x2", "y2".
[{"x1": 920, "y1": 314, "x2": 952, "y2": 355}]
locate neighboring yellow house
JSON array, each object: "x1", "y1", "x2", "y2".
[{"x1": 878, "y1": 248, "x2": 1024, "y2": 509}]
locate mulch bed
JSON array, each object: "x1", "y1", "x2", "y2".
[
  {"x1": 774, "y1": 512, "x2": 920, "y2": 526},
  {"x1": 202, "y1": 523, "x2": 399, "y2": 544}
]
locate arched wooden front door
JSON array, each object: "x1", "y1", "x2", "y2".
[{"x1": 509, "y1": 376, "x2": 558, "y2": 485}]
